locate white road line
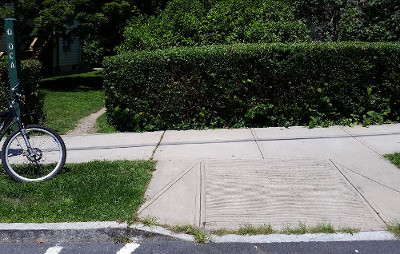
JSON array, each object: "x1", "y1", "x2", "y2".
[
  {"x1": 117, "y1": 243, "x2": 140, "y2": 254},
  {"x1": 45, "y1": 246, "x2": 63, "y2": 254}
]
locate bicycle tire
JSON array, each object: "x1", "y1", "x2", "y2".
[{"x1": 1, "y1": 124, "x2": 66, "y2": 182}]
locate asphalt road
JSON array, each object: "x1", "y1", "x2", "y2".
[{"x1": 1, "y1": 240, "x2": 400, "y2": 254}]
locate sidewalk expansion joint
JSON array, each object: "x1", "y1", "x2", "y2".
[
  {"x1": 199, "y1": 161, "x2": 206, "y2": 228},
  {"x1": 334, "y1": 161, "x2": 400, "y2": 194},
  {"x1": 150, "y1": 130, "x2": 165, "y2": 160},
  {"x1": 250, "y1": 128, "x2": 265, "y2": 159},
  {"x1": 330, "y1": 159, "x2": 389, "y2": 227},
  {"x1": 339, "y1": 126, "x2": 382, "y2": 156},
  {"x1": 138, "y1": 162, "x2": 200, "y2": 215}
]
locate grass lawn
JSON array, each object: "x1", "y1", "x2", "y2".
[
  {"x1": 96, "y1": 112, "x2": 118, "y2": 133},
  {"x1": 41, "y1": 70, "x2": 120, "y2": 134},
  {"x1": 40, "y1": 71, "x2": 108, "y2": 134},
  {"x1": 0, "y1": 160, "x2": 155, "y2": 223},
  {"x1": 43, "y1": 88, "x2": 105, "y2": 134},
  {"x1": 384, "y1": 153, "x2": 400, "y2": 168},
  {"x1": 41, "y1": 70, "x2": 104, "y2": 81}
]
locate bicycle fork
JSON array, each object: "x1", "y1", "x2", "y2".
[{"x1": 20, "y1": 128, "x2": 36, "y2": 157}]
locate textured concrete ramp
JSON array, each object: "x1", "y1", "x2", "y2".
[{"x1": 203, "y1": 159, "x2": 385, "y2": 231}]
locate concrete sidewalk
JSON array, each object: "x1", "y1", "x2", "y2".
[{"x1": 62, "y1": 124, "x2": 400, "y2": 233}]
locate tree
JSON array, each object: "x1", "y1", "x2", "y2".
[
  {"x1": 1, "y1": 0, "x2": 43, "y2": 49},
  {"x1": 202, "y1": 0, "x2": 309, "y2": 44},
  {"x1": 132, "y1": 0, "x2": 169, "y2": 15},
  {"x1": 362, "y1": 0, "x2": 400, "y2": 41},
  {"x1": 290, "y1": 0, "x2": 400, "y2": 42},
  {"x1": 72, "y1": 0, "x2": 140, "y2": 65},
  {"x1": 1, "y1": 0, "x2": 141, "y2": 66},
  {"x1": 119, "y1": 0, "x2": 310, "y2": 52}
]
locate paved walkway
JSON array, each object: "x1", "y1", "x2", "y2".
[{"x1": 62, "y1": 124, "x2": 400, "y2": 232}]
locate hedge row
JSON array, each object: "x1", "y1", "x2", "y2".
[
  {"x1": 103, "y1": 42, "x2": 400, "y2": 132},
  {"x1": 0, "y1": 59, "x2": 45, "y2": 124}
]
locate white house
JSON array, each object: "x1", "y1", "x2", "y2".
[
  {"x1": 52, "y1": 32, "x2": 82, "y2": 73},
  {"x1": 0, "y1": 23, "x2": 83, "y2": 74}
]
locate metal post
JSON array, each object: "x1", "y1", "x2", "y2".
[{"x1": 5, "y1": 18, "x2": 21, "y2": 117}]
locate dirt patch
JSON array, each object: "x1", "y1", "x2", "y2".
[{"x1": 66, "y1": 107, "x2": 106, "y2": 135}]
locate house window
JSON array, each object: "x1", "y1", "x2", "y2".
[{"x1": 62, "y1": 35, "x2": 72, "y2": 52}]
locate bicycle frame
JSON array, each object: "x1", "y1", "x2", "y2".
[
  {"x1": 0, "y1": 104, "x2": 39, "y2": 164},
  {"x1": 0, "y1": 105, "x2": 22, "y2": 142},
  {"x1": 1, "y1": 82, "x2": 66, "y2": 182}
]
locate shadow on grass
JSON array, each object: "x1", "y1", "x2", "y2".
[
  {"x1": 40, "y1": 70, "x2": 104, "y2": 92},
  {"x1": 40, "y1": 77, "x2": 103, "y2": 92}
]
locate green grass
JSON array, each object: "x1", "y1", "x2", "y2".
[
  {"x1": 141, "y1": 216, "x2": 158, "y2": 227},
  {"x1": 212, "y1": 224, "x2": 274, "y2": 236},
  {"x1": 237, "y1": 224, "x2": 274, "y2": 235},
  {"x1": 388, "y1": 223, "x2": 400, "y2": 237},
  {"x1": 340, "y1": 227, "x2": 360, "y2": 234},
  {"x1": 384, "y1": 153, "x2": 400, "y2": 168},
  {"x1": 281, "y1": 223, "x2": 335, "y2": 235},
  {"x1": 43, "y1": 89, "x2": 105, "y2": 134},
  {"x1": 41, "y1": 70, "x2": 104, "y2": 82},
  {"x1": 96, "y1": 112, "x2": 118, "y2": 133},
  {"x1": 212, "y1": 223, "x2": 359, "y2": 236},
  {"x1": 169, "y1": 225, "x2": 209, "y2": 243},
  {"x1": 0, "y1": 160, "x2": 155, "y2": 223},
  {"x1": 40, "y1": 70, "x2": 107, "y2": 134}
]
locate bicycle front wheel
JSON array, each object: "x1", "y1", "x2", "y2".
[{"x1": 1, "y1": 125, "x2": 66, "y2": 182}]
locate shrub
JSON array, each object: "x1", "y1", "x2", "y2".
[
  {"x1": 82, "y1": 38, "x2": 106, "y2": 67},
  {"x1": 118, "y1": 0, "x2": 310, "y2": 52},
  {"x1": 0, "y1": 59, "x2": 45, "y2": 124},
  {"x1": 291, "y1": 0, "x2": 400, "y2": 42},
  {"x1": 202, "y1": 0, "x2": 309, "y2": 44},
  {"x1": 104, "y1": 42, "x2": 400, "y2": 132}
]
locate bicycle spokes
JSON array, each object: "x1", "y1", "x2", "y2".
[{"x1": 2, "y1": 125, "x2": 66, "y2": 182}]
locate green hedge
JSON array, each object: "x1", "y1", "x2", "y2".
[
  {"x1": 103, "y1": 42, "x2": 400, "y2": 132},
  {"x1": 0, "y1": 59, "x2": 45, "y2": 124}
]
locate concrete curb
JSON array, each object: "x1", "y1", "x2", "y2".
[
  {"x1": 211, "y1": 231, "x2": 398, "y2": 243},
  {"x1": 0, "y1": 222, "x2": 193, "y2": 243},
  {"x1": 0, "y1": 222, "x2": 397, "y2": 243}
]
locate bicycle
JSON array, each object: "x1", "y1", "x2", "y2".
[{"x1": 0, "y1": 82, "x2": 66, "y2": 182}]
